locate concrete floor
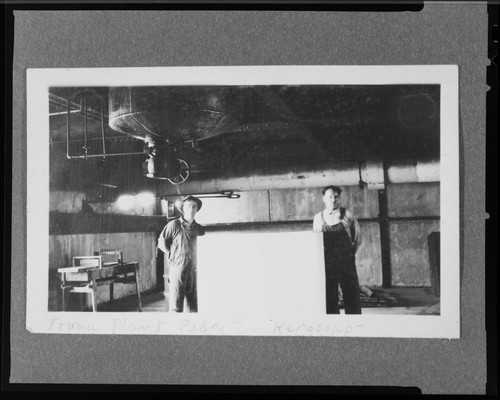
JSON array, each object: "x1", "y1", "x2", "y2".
[
  {"x1": 99, "y1": 287, "x2": 440, "y2": 315},
  {"x1": 361, "y1": 288, "x2": 440, "y2": 315}
]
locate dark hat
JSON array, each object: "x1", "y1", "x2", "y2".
[
  {"x1": 321, "y1": 185, "x2": 342, "y2": 196},
  {"x1": 181, "y1": 195, "x2": 202, "y2": 211}
]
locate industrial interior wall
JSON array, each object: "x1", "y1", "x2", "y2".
[
  {"x1": 387, "y1": 182, "x2": 440, "y2": 287},
  {"x1": 389, "y1": 220, "x2": 440, "y2": 286},
  {"x1": 268, "y1": 186, "x2": 382, "y2": 286},
  {"x1": 196, "y1": 181, "x2": 439, "y2": 287},
  {"x1": 48, "y1": 232, "x2": 157, "y2": 311},
  {"x1": 47, "y1": 181, "x2": 440, "y2": 310}
]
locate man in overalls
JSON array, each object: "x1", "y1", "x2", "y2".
[
  {"x1": 157, "y1": 196, "x2": 205, "y2": 312},
  {"x1": 313, "y1": 185, "x2": 362, "y2": 314}
]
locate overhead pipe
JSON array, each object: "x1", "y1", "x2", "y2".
[
  {"x1": 52, "y1": 135, "x2": 137, "y2": 145},
  {"x1": 160, "y1": 158, "x2": 440, "y2": 195},
  {"x1": 50, "y1": 93, "x2": 101, "y2": 121},
  {"x1": 66, "y1": 92, "x2": 145, "y2": 160},
  {"x1": 83, "y1": 97, "x2": 88, "y2": 157},
  {"x1": 160, "y1": 190, "x2": 241, "y2": 200},
  {"x1": 359, "y1": 159, "x2": 385, "y2": 190},
  {"x1": 100, "y1": 100, "x2": 107, "y2": 159},
  {"x1": 49, "y1": 109, "x2": 81, "y2": 117},
  {"x1": 386, "y1": 158, "x2": 440, "y2": 183}
]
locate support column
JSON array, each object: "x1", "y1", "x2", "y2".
[
  {"x1": 378, "y1": 188, "x2": 392, "y2": 288},
  {"x1": 154, "y1": 180, "x2": 165, "y2": 292}
]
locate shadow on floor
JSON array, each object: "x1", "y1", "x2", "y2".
[
  {"x1": 98, "y1": 287, "x2": 440, "y2": 315},
  {"x1": 359, "y1": 287, "x2": 440, "y2": 315}
]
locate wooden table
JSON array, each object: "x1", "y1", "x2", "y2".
[{"x1": 58, "y1": 262, "x2": 142, "y2": 312}]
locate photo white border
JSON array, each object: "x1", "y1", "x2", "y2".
[{"x1": 26, "y1": 65, "x2": 459, "y2": 338}]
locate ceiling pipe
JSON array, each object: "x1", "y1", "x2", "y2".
[
  {"x1": 66, "y1": 92, "x2": 145, "y2": 160},
  {"x1": 50, "y1": 109, "x2": 81, "y2": 117},
  {"x1": 386, "y1": 158, "x2": 440, "y2": 183},
  {"x1": 50, "y1": 93, "x2": 103, "y2": 121},
  {"x1": 160, "y1": 158, "x2": 439, "y2": 195},
  {"x1": 359, "y1": 159, "x2": 385, "y2": 190}
]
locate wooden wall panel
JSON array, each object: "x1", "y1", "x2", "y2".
[
  {"x1": 389, "y1": 220, "x2": 441, "y2": 287},
  {"x1": 387, "y1": 182, "x2": 440, "y2": 217},
  {"x1": 356, "y1": 222, "x2": 383, "y2": 286}
]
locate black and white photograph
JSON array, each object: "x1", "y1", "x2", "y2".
[{"x1": 26, "y1": 65, "x2": 459, "y2": 337}]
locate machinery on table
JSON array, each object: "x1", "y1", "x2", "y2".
[{"x1": 58, "y1": 250, "x2": 142, "y2": 312}]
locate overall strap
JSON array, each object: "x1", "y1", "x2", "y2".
[
  {"x1": 340, "y1": 207, "x2": 346, "y2": 220},
  {"x1": 167, "y1": 218, "x2": 182, "y2": 239}
]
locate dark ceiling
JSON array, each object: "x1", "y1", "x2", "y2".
[{"x1": 48, "y1": 84, "x2": 440, "y2": 197}]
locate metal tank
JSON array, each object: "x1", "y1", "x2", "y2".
[
  {"x1": 108, "y1": 86, "x2": 240, "y2": 183},
  {"x1": 108, "y1": 86, "x2": 237, "y2": 144}
]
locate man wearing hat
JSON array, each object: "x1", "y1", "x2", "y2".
[{"x1": 157, "y1": 195, "x2": 205, "y2": 312}]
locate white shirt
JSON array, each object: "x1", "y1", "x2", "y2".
[
  {"x1": 312, "y1": 207, "x2": 362, "y2": 253},
  {"x1": 321, "y1": 208, "x2": 342, "y2": 226}
]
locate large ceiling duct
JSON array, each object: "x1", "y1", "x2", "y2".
[
  {"x1": 160, "y1": 158, "x2": 440, "y2": 195},
  {"x1": 108, "y1": 86, "x2": 239, "y2": 143},
  {"x1": 108, "y1": 86, "x2": 242, "y2": 184}
]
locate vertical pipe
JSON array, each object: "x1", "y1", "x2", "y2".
[
  {"x1": 83, "y1": 97, "x2": 88, "y2": 156},
  {"x1": 65, "y1": 92, "x2": 143, "y2": 159},
  {"x1": 267, "y1": 190, "x2": 272, "y2": 222},
  {"x1": 100, "y1": 98, "x2": 106, "y2": 159},
  {"x1": 66, "y1": 93, "x2": 71, "y2": 158},
  {"x1": 154, "y1": 180, "x2": 162, "y2": 216}
]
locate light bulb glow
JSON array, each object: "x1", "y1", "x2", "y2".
[
  {"x1": 116, "y1": 195, "x2": 135, "y2": 210},
  {"x1": 136, "y1": 192, "x2": 156, "y2": 208}
]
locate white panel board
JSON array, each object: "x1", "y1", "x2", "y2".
[{"x1": 197, "y1": 231, "x2": 326, "y2": 317}]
